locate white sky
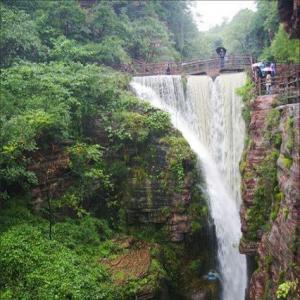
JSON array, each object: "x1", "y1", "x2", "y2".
[{"x1": 192, "y1": 1, "x2": 257, "y2": 31}]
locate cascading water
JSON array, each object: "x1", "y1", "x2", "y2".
[{"x1": 131, "y1": 73, "x2": 247, "y2": 300}]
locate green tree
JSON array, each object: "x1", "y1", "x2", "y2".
[
  {"x1": 222, "y1": 9, "x2": 256, "y2": 54},
  {"x1": 261, "y1": 25, "x2": 300, "y2": 62},
  {"x1": 131, "y1": 17, "x2": 176, "y2": 62},
  {"x1": 45, "y1": 0, "x2": 86, "y2": 39},
  {"x1": 0, "y1": 5, "x2": 46, "y2": 66}
]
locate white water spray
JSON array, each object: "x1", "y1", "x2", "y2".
[{"x1": 131, "y1": 73, "x2": 247, "y2": 300}]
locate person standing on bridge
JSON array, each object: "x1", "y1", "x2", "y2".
[
  {"x1": 270, "y1": 62, "x2": 276, "y2": 77},
  {"x1": 166, "y1": 64, "x2": 171, "y2": 75},
  {"x1": 216, "y1": 47, "x2": 227, "y2": 69},
  {"x1": 266, "y1": 73, "x2": 272, "y2": 94}
]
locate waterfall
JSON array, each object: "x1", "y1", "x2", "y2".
[{"x1": 131, "y1": 73, "x2": 247, "y2": 300}]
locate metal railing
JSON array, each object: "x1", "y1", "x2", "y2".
[
  {"x1": 253, "y1": 65, "x2": 300, "y2": 101},
  {"x1": 120, "y1": 55, "x2": 252, "y2": 76}
]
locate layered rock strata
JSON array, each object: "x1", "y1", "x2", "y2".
[
  {"x1": 240, "y1": 95, "x2": 300, "y2": 299},
  {"x1": 30, "y1": 114, "x2": 204, "y2": 243}
]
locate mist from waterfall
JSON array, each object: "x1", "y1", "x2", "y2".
[{"x1": 131, "y1": 73, "x2": 247, "y2": 300}]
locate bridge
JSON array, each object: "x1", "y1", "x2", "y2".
[
  {"x1": 253, "y1": 64, "x2": 300, "y2": 101},
  {"x1": 120, "y1": 55, "x2": 252, "y2": 78},
  {"x1": 120, "y1": 55, "x2": 300, "y2": 101}
]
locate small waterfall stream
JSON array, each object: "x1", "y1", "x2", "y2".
[{"x1": 131, "y1": 73, "x2": 247, "y2": 300}]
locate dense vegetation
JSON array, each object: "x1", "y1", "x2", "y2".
[
  {"x1": 238, "y1": 81, "x2": 283, "y2": 242},
  {"x1": 202, "y1": 0, "x2": 299, "y2": 62},
  {"x1": 1, "y1": 0, "x2": 298, "y2": 66},
  {"x1": 0, "y1": 1, "x2": 211, "y2": 299},
  {"x1": 0, "y1": 0, "x2": 207, "y2": 67},
  {"x1": 0, "y1": 0, "x2": 298, "y2": 298},
  {"x1": 0, "y1": 58, "x2": 210, "y2": 299}
]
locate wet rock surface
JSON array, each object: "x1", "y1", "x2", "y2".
[
  {"x1": 240, "y1": 96, "x2": 275, "y2": 254},
  {"x1": 27, "y1": 113, "x2": 212, "y2": 299},
  {"x1": 240, "y1": 95, "x2": 300, "y2": 299},
  {"x1": 30, "y1": 117, "x2": 202, "y2": 242}
]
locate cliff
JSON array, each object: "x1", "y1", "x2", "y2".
[
  {"x1": 30, "y1": 114, "x2": 207, "y2": 243},
  {"x1": 240, "y1": 95, "x2": 300, "y2": 299},
  {"x1": 0, "y1": 62, "x2": 216, "y2": 299},
  {"x1": 13, "y1": 102, "x2": 214, "y2": 299}
]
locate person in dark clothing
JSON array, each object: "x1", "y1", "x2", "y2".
[
  {"x1": 216, "y1": 47, "x2": 227, "y2": 69},
  {"x1": 219, "y1": 48, "x2": 225, "y2": 68},
  {"x1": 166, "y1": 64, "x2": 171, "y2": 75},
  {"x1": 257, "y1": 67, "x2": 263, "y2": 78}
]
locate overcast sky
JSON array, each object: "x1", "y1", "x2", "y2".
[{"x1": 192, "y1": 1, "x2": 257, "y2": 31}]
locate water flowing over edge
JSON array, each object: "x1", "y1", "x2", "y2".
[{"x1": 130, "y1": 73, "x2": 247, "y2": 300}]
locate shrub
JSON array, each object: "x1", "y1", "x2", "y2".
[
  {"x1": 276, "y1": 280, "x2": 298, "y2": 299},
  {"x1": 145, "y1": 111, "x2": 171, "y2": 135},
  {"x1": 0, "y1": 5, "x2": 47, "y2": 67},
  {"x1": 50, "y1": 36, "x2": 130, "y2": 65},
  {"x1": 0, "y1": 224, "x2": 114, "y2": 300},
  {"x1": 236, "y1": 78, "x2": 255, "y2": 125}
]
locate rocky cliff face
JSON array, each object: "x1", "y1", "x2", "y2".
[
  {"x1": 30, "y1": 114, "x2": 206, "y2": 242},
  {"x1": 27, "y1": 108, "x2": 213, "y2": 299},
  {"x1": 240, "y1": 95, "x2": 300, "y2": 299}
]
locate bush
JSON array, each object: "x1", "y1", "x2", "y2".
[
  {"x1": 53, "y1": 216, "x2": 113, "y2": 253},
  {"x1": 50, "y1": 36, "x2": 130, "y2": 65},
  {"x1": 0, "y1": 5, "x2": 47, "y2": 67},
  {"x1": 276, "y1": 280, "x2": 298, "y2": 299},
  {"x1": 261, "y1": 25, "x2": 300, "y2": 63},
  {"x1": 0, "y1": 201, "x2": 45, "y2": 234},
  {"x1": 108, "y1": 111, "x2": 149, "y2": 145},
  {"x1": 0, "y1": 224, "x2": 114, "y2": 300},
  {"x1": 236, "y1": 78, "x2": 255, "y2": 126},
  {"x1": 145, "y1": 111, "x2": 171, "y2": 135}
]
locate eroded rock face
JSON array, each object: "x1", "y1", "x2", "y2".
[
  {"x1": 240, "y1": 95, "x2": 300, "y2": 299},
  {"x1": 31, "y1": 116, "x2": 205, "y2": 244},
  {"x1": 125, "y1": 139, "x2": 196, "y2": 242},
  {"x1": 29, "y1": 144, "x2": 74, "y2": 211},
  {"x1": 27, "y1": 110, "x2": 211, "y2": 299},
  {"x1": 240, "y1": 95, "x2": 275, "y2": 254}
]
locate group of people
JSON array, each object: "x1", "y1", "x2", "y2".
[{"x1": 252, "y1": 61, "x2": 277, "y2": 95}]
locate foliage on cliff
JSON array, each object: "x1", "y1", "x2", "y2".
[
  {"x1": 240, "y1": 106, "x2": 282, "y2": 242},
  {"x1": 236, "y1": 77, "x2": 255, "y2": 126},
  {"x1": 0, "y1": 0, "x2": 205, "y2": 66},
  {"x1": 0, "y1": 2, "x2": 212, "y2": 298},
  {"x1": 203, "y1": 0, "x2": 300, "y2": 61},
  {"x1": 0, "y1": 202, "x2": 170, "y2": 300},
  {"x1": 0, "y1": 58, "x2": 210, "y2": 300}
]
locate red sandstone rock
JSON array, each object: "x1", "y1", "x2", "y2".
[{"x1": 240, "y1": 95, "x2": 300, "y2": 299}]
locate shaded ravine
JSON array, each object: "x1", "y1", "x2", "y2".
[{"x1": 131, "y1": 73, "x2": 247, "y2": 300}]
